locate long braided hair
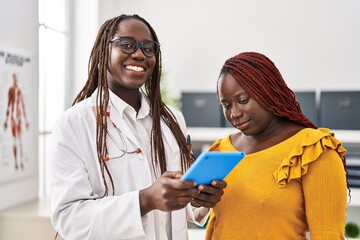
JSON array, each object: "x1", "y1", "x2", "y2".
[
  {"x1": 73, "y1": 14, "x2": 194, "y2": 196},
  {"x1": 218, "y1": 51, "x2": 349, "y2": 194}
]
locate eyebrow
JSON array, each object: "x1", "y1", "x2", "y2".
[{"x1": 112, "y1": 36, "x2": 154, "y2": 41}]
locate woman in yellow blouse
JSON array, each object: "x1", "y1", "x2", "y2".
[{"x1": 205, "y1": 52, "x2": 348, "y2": 240}]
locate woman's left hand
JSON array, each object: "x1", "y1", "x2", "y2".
[{"x1": 190, "y1": 180, "x2": 227, "y2": 208}]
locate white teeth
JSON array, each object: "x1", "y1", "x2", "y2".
[{"x1": 126, "y1": 65, "x2": 144, "y2": 72}]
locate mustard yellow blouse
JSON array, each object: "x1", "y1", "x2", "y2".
[{"x1": 205, "y1": 128, "x2": 347, "y2": 240}]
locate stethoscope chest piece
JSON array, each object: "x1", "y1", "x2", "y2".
[{"x1": 137, "y1": 153, "x2": 144, "y2": 160}]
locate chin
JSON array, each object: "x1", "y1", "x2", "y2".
[{"x1": 126, "y1": 81, "x2": 145, "y2": 89}]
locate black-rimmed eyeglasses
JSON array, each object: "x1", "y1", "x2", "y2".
[{"x1": 110, "y1": 36, "x2": 160, "y2": 58}]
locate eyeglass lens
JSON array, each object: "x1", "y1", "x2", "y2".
[{"x1": 111, "y1": 36, "x2": 159, "y2": 57}]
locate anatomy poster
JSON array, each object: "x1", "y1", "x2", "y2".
[{"x1": 0, "y1": 45, "x2": 35, "y2": 183}]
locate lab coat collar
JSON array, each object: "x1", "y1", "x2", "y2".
[
  {"x1": 108, "y1": 89, "x2": 151, "y2": 120},
  {"x1": 90, "y1": 89, "x2": 177, "y2": 157},
  {"x1": 90, "y1": 89, "x2": 145, "y2": 148}
]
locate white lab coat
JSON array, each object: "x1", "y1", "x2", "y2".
[{"x1": 49, "y1": 91, "x2": 209, "y2": 240}]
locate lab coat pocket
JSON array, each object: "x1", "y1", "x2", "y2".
[{"x1": 172, "y1": 209, "x2": 187, "y2": 232}]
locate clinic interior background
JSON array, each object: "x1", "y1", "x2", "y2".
[
  {"x1": 74, "y1": 0, "x2": 360, "y2": 100},
  {"x1": 0, "y1": 0, "x2": 360, "y2": 211}
]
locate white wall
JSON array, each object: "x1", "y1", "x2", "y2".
[
  {"x1": 67, "y1": 0, "x2": 99, "y2": 107},
  {"x1": 0, "y1": 0, "x2": 39, "y2": 210},
  {"x1": 81, "y1": 0, "x2": 360, "y2": 99}
]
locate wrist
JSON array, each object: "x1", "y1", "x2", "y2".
[{"x1": 139, "y1": 188, "x2": 152, "y2": 216}]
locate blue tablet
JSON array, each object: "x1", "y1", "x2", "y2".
[{"x1": 181, "y1": 151, "x2": 246, "y2": 185}]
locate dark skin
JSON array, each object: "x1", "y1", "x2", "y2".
[
  {"x1": 140, "y1": 172, "x2": 226, "y2": 215},
  {"x1": 218, "y1": 73, "x2": 304, "y2": 154},
  {"x1": 107, "y1": 18, "x2": 156, "y2": 112},
  {"x1": 107, "y1": 18, "x2": 226, "y2": 217},
  {"x1": 190, "y1": 180, "x2": 226, "y2": 208}
]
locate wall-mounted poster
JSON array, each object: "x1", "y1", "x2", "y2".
[{"x1": 0, "y1": 45, "x2": 36, "y2": 183}]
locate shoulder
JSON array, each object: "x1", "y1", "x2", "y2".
[
  {"x1": 293, "y1": 127, "x2": 341, "y2": 142},
  {"x1": 53, "y1": 98, "x2": 94, "y2": 130},
  {"x1": 64, "y1": 98, "x2": 93, "y2": 118},
  {"x1": 274, "y1": 127, "x2": 346, "y2": 187},
  {"x1": 167, "y1": 105, "x2": 184, "y2": 120},
  {"x1": 166, "y1": 105, "x2": 187, "y2": 130},
  {"x1": 209, "y1": 135, "x2": 234, "y2": 151},
  {"x1": 285, "y1": 127, "x2": 346, "y2": 161}
]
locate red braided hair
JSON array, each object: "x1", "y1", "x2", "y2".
[{"x1": 220, "y1": 52, "x2": 317, "y2": 128}]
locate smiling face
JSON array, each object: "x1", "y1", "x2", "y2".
[
  {"x1": 107, "y1": 18, "x2": 156, "y2": 95},
  {"x1": 218, "y1": 73, "x2": 278, "y2": 136}
]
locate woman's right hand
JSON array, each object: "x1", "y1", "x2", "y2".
[{"x1": 139, "y1": 171, "x2": 197, "y2": 216}]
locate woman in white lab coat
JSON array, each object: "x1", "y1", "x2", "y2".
[{"x1": 49, "y1": 14, "x2": 226, "y2": 240}]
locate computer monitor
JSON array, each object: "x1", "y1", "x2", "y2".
[
  {"x1": 344, "y1": 151, "x2": 360, "y2": 188},
  {"x1": 319, "y1": 91, "x2": 360, "y2": 130},
  {"x1": 294, "y1": 91, "x2": 318, "y2": 126},
  {"x1": 181, "y1": 92, "x2": 223, "y2": 127}
]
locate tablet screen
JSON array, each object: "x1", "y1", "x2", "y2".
[{"x1": 181, "y1": 151, "x2": 245, "y2": 185}]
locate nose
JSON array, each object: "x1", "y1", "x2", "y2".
[
  {"x1": 230, "y1": 103, "x2": 243, "y2": 119},
  {"x1": 131, "y1": 44, "x2": 146, "y2": 59}
]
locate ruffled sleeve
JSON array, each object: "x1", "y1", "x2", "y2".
[
  {"x1": 207, "y1": 135, "x2": 235, "y2": 152},
  {"x1": 273, "y1": 128, "x2": 347, "y2": 188},
  {"x1": 208, "y1": 138, "x2": 222, "y2": 151}
]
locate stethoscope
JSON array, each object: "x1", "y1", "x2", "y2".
[{"x1": 103, "y1": 119, "x2": 143, "y2": 161}]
